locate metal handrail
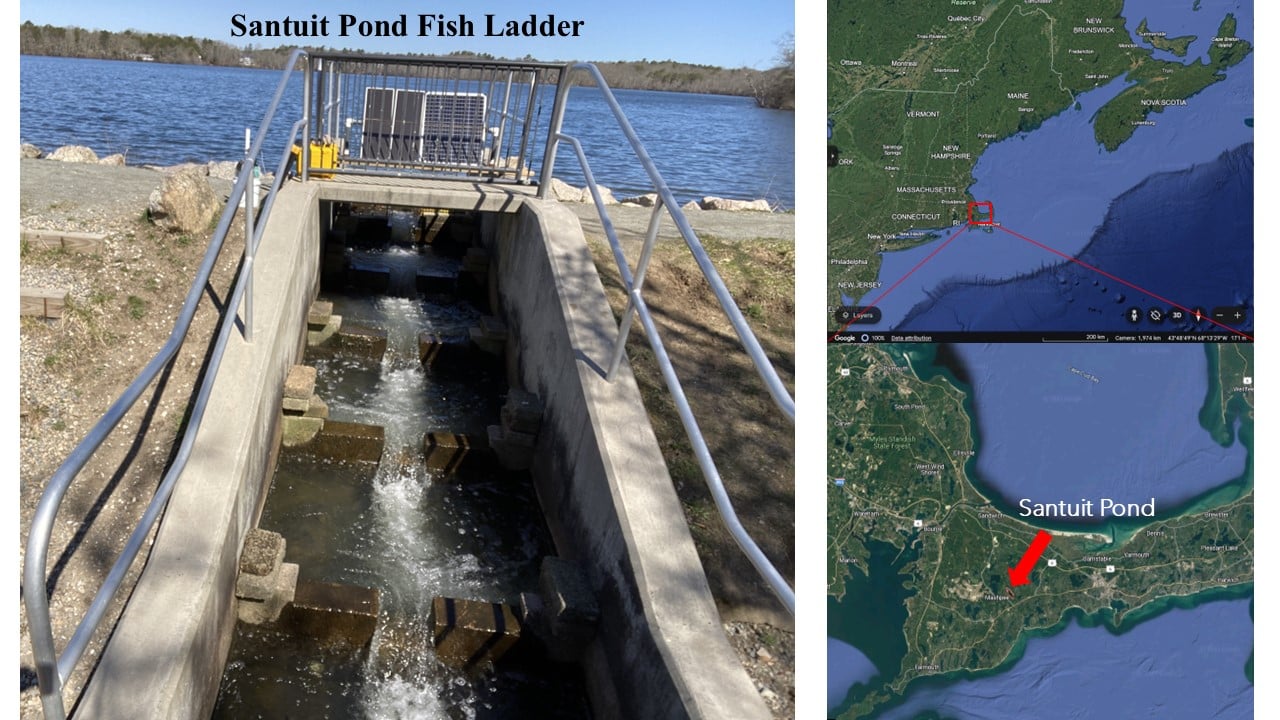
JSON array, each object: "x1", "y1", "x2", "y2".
[
  {"x1": 542, "y1": 63, "x2": 796, "y2": 615},
  {"x1": 22, "y1": 48, "x2": 308, "y2": 720}
]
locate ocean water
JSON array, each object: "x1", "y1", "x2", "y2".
[
  {"x1": 852, "y1": 0, "x2": 1253, "y2": 329},
  {"x1": 943, "y1": 343, "x2": 1248, "y2": 510},
  {"x1": 19, "y1": 54, "x2": 794, "y2": 208},
  {"x1": 899, "y1": 144, "x2": 1252, "y2": 332}
]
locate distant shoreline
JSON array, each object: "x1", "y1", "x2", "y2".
[{"x1": 18, "y1": 22, "x2": 794, "y2": 107}]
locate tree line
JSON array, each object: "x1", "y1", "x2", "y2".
[{"x1": 19, "y1": 22, "x2": 793, "y2": 109}]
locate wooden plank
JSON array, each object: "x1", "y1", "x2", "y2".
[
  {"x1": 21, "y1": 229, "x2": 106, "y2": 254},
  {"x1": 20, "y1": 287, "x2": 68, "y2": 318}
]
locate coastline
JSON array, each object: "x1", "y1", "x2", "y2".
[{"x1": 828, "y1": 342, "x2": 1254, "y2": 718}]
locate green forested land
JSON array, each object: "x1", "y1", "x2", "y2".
[
  {"x1": 827, "y1": 345, "x2": 1253, "y2": 717},
  {"x1": 1136, "y1": 18, "x2": 1195, "y2": 57},
  {"x1": 827, "y1": 2, "x2": 1252, "y2": 317}
]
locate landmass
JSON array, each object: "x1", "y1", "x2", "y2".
[
  {"x1": 827, "y1": 1, "x2": 1252, "y2": 321},
  {"x1": 827, "y1": 344, "x2": 1253, "y2": 717},
  {"x1": 1135, "y1": 18, "x2": 1195, "y2": 57}
]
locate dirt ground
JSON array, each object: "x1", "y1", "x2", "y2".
[
  {"x1": 580, "y1": 205, "x2": 796, "y2": 717},
  {"x1": 18, "y1": 159, "x2": 243, "y2": 718}
]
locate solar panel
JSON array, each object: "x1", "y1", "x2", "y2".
[
  {"x1": 360, "y1": 88, "x2": 397, "y2": 161},
  {"x1": 421, "y1": 92, "x2": 488, "y2": 165}
]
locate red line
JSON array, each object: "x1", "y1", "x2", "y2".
[
  {"x1": 994, "y1": 224, "x2": 1253, "y2": 341},
  {"x1": 829, "y1": 224, "x2": 969, "y2": 339}
]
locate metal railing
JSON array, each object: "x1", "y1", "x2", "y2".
[
  {"x1": 541, "y1": 63, "x2": 796, "y2": 615},
  {"x1": 23, "y1": 52, "x2": 795, "y2": 720},
  {"x1": 21, "y1": 49, "x2": 310, "y2": 720},
  {"x1": 300, "y1": 52, "x2": 565, "y2": 185}
]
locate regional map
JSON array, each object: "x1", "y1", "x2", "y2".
[
  {"x1": 827, "y1": 343, "x2": 1254, "y2": 718},
  {"x1": 827, "y1": 0, "x2": 1253, "y2": 336}
]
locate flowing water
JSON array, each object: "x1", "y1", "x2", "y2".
[{"x1": 213, "y1": 212, "x2": 590, "y2": 719}]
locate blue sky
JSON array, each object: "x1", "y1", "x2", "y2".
[{"x1": 19, "y1": 0, "x2": 795, "y2": 69}]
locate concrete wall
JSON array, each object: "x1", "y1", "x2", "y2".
[
  {"x1": 76, "y1": 182, "x2": 322, "y2": 719},
  {"x1": 492, "y1": 200, "x2": 770, "y2": 720}
]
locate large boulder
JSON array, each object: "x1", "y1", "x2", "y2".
[
  {"x1": 20, "y1": 143, "x2": 42, "y2": 159},
  {"x1": 581, "y1": 184, "x2": 619, "y2": 206},
  {"x1": 148, "y1": 168, "x2": 221, "y2": 233},
  {"x1": 207, "y1": 160, "x2": 240, "y2": 181},
  {"x1": 699, "y1": 196, "x2": 772, "y2": 212},
  {"x1": 548, "y1": 178, "x2": 585, "y2": 203},
  {"x1": 48, "y1": 145, "x2": 99, "y2": 163},
  {"x1": 99, "y1": 153, "x2": 127, "y2": 166},
  {"x1": 619, "y1": 193, "x2": 659, "y2": 207}
]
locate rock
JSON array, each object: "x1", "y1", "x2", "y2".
[
  {"x1": 98, "y1": 154, "x2": 127, "y2": 166},
  {"x1": 147, "y1": 167, "x2": 221, "y2": 233},
  {"x1": 620, "y1": 192, "x2": 659, "y2": 207},
  {"x1": 548, "y1": 178, "x2": 585, "y2": 203},
  {"x1": 206, "y1": 160, "x2": 239, "y2": 181},
  {"x1": 153, "y1": 162, "x2": 209, "y2": 177},
  {"x1": 20, "y1": 143, "x2": 42, "y2": 159},
  {"x1": 681, "y1": 199, "x2": 702, "y2": 213},
  {"x1": 700, "y1": 196, "x2": 772, "y2": 212},
  {"x1": 756, "y1": 647, "x2": 774, "y2": 663},
  {"x1": 581, "y1": 184, "x2": 618, "y2": 205},
  {"x1": 48, "y1": 145, "x2": 99, "y2": 163}
]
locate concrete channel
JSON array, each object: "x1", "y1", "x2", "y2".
[{"x1": 74, "y1": 177, "x2": 770, "y2": 719}]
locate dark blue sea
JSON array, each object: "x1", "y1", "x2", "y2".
[
  {"x1": 850, "y1": 0, "x2": 1252, "y2": 331},
  {"x1": 19, "y1": 54, "x2": 794, "y2": 209},
  {"x1": 945, "y1": 343, "x2": 1248, "y2": 509}
]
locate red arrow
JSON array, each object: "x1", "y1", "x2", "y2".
[{"x1": 1008, "y1": 530, "x2": 1053, "y2": 587}]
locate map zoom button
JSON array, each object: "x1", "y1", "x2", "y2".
[
  {"x1": 836, "y1": 305, "x2": 882, "y2": 325},
  {"x1": 1212, "y1": 306, "x2": 1248, "y2": 325}
]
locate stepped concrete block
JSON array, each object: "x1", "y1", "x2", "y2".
[
  {"x1": 284, "y1": 365, "x2": 316, "y2": 401},
  {"x1": 501, "y1": 390, "x2": 544, "y2": 435},
  {"x1": 416, "y1": 271, "x2": 459, "y2": 296},
  {"x1": 417, "y1": 333, "x2": 471, "y2": 370},
  {"x1": 303, "y1": 394, "x2": 329, "y2": 420},
  {"x1": 237, "y1": 562, "x2": 298, "y2": 625},
  {"x1": 516, "y1": 557, "x2": 600, "y2": 662},
  {"x1": 307, "y1": 314, "x2": 343, "y2": 347},
  {"x1": 310, "y1": 420, "x2": 385, "y2": 463},
  {"x1": 283, "y1": 580, "x2": 380, "y2": 647},
  {"x1": 423, "y1": 432, "x2": 472, "y2": 477},
  {"x1": 282, "y1": 416, "x2": 324, "y2": 447},
  {"x1": 429, "y1": 597, "x2": 521, "y2": 670},
  {"x1": 337, "y1": 324, "x2": 388, "y2": 359},
  {"x1": 239, "y1": 528, "x2": 286, "y2": 576},
  {"x1": 307, "y1": 300, "x2": 334, "y2": 329},
  {"x1": 469, "y1": 316, "x2": 508, "y2": 355},
  {"x1": 541, "y1": 557, "x2": 599, "y2": 655},
  {"x1": 488, "y1": 425, "x2": 537, "y2": 471},
  {"x1": 348, "y1": 264, "x2": 390, "y2": 292},
  {"x1": 282, "y1": 396, "x2": 312, "y2": 414}
]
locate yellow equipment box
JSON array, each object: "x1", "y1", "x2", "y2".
[{"x1": 291, "y1": 141, "x2": 340, "y2": 179}]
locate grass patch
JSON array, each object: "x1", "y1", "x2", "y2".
[{"x1": 126, "y1": 295, "x2": 146, "y2": 320}]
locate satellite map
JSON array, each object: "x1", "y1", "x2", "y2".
[
  {"x1": 827, "y1": 343, "x2": 1254, "y2": 718},
  {"x1": 827, "y1": 0, "x2": 1253, "y2": 336}
]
